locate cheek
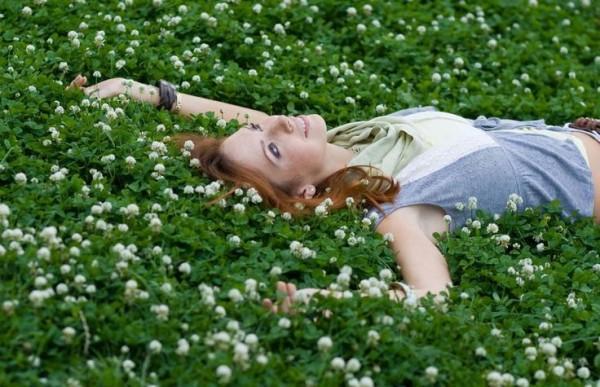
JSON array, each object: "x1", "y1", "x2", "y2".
[{"x1": 290, "y1": 143, "x2": 323, "y2": 170}]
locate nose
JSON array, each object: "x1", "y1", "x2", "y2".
[{"x1": 270, "y1": 115, "x2": 294, "y2": 135}]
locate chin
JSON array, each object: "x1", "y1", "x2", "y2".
[{"x1": 312, "y1": 114, "x2": 326, "y2": 132}]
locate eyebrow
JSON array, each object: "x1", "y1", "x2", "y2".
[{"x1": 244, "y1": 125, "x2": 277, "y2": 168}]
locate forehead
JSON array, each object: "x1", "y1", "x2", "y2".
[{"x1": 223, "y1": 129, "x2": 269, "y2": 170}]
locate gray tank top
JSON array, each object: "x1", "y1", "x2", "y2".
[{"x1": 366, "y1": 128, "x2": 594, "y2": 233}]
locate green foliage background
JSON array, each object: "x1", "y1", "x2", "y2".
[{"x1": 0, "y1": 0, "x2": 599, "y2": 386}]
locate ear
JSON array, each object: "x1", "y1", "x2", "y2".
[{"x1": 296, "y1": 184, "x2": 316, "y2": 199}]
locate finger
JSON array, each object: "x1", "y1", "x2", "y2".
[
  {"x1": 262, "y1": 298, "x2": 273, "y2": 312},
  {"x1": 286, "y1": 282, "x2": 297, "y2": 294},
  {"x1": 276, "y1": 281, "x2": 288, "y2": 296},
  {"x1": 67, "y1": 79, "x2": 79, "y2": 90},
  {"x1": 262, "y1": 298, "x2": 278, "y2": 313},
  {"x1": 281, "y1": 296, "x2": 291, "y2": 314}
]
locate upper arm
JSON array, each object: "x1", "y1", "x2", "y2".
[{"x1": 375, "y1": 208, "x2": 453, "y2": 294}]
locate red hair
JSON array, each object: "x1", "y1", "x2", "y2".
[{"x1": 168, "y1": 132, "x2": 401, "y2": 220}]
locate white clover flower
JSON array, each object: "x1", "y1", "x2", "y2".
[
  {"x1": 233, "y1": 203, "x2": 245, "y2": 214},
  {"x1": 367, "y1": 329, "x2": 380, "y2": 346},
  {"x1": 278, "y1": 317, "x2": 291, "y2": 329},
  {"x1": 314, "y1": 204, "x2": 328, "y2": 216},
  {"x1": 289, "y1": 241, "x2": 303, "y2": 252},
  {"x1": 379, "y1": 268, "x2": 393, "y2": 281},
  {"x1": 0, "y1": 203, "x2": 10, "y2": 218},
  {"x1": 346, "y1": 6, "x2": 357, "y2": 16},
  {"x1": 216, "y1": 365, "x2": 231, "y2": 383},
  {"x1": 375, "y1": 104, "x2": 386, "y2": 113},
  {"x1": 540, "y1": 342, "x2": 557, "y2": 356},
  {"x1": 552, "y1": 365, "x2": 564, "y2": 377},
  {"x1": 539, "y1": 321, "x2": 552, "y2": 331},
  {"x1": 501, "y1": 373, "x2": 515, "y2": 385},
  {"x1": 336, "y1": 272, "x2": 351, "y2": 287},
  {"x1": 300, "y1": 247, "x2": 315, "y2": 260},
  {"x1": 176, "y1": 338, "x2": 190, "y2": 356},
  {"x1": 475, "y1": 347, "x2": 487, "y2": 356},
  {"x1": 488, "y1": 39, "x2": 498, "y2": 49},
  {"x1": 228, "y1": 288, "x2": 244, "y2": 303},
  {"x1": 14, "y1": 172, "x2": 27, "y2": 184},
  {"x1": 330, "y1": 357, "x2": 345, "y2": 370},
  {"x1": 244, "y1": 333, "x2": 258, "y2": 347},
  {"x1": 359, "y1": 376, "x2": 373, "y2": 387},
  {"x1": 273, "y1": 23, "x2": 285, "y2": 34},
  {"x1": 425, "y1": 366, "x2": 438, "y2": 379},
  {"x1": 576, "y1": 366, "x2": 590, "y2": 379},
  {"x1": 486, "y1": 223, "x2": 499, "y2": 234},
  {"x1": 160, "y1": 283, "x2": 172, "y2": 294},
  {"x1": 269, "y1": 266, "x2": 282, "y2": 276},
  {"x1": 431, "y1": 73, "x2": 442, "y2": 83},
  {"x1": 178, "y1": 262, "x2": 191, "y2": 275},
  {"x1": 467, "y1": 196, "x2": 478, "y2": 209},
  {"x1": 149, "y1": 340, "x2": 162, "y2": 354},
  {"x1": 62, "y1": 326, "x2": 76, "y2": 343},
  {"x1": 550, "y1": 337, "x2": 562, "y2": 349},
  {"x1": 356, "y1": 24, "x2": 367, "y2": 33},
  {"x1": 56, "y1": 283, "x2": 69, "y2": 294},
  {"x1": 486, "y1": 371, "x2": 502, "y2": 385},
  {"x1": 150, "y1": 304, "x2": 169, "y2": 321},
  {"x1": 150, "y1": 218, "x2": 162, "y2": 232},
  {"x1": 525, "y1": 346, "x2": 537, "y2": 359},
  {"x1": 122, "y1": 359, "x2": 135, "y2": 372},
  {"x1": 317, "y1": 336, "x2": 333, "y2": 352},
  {"x1": 345, "y1": 357, "x2": 361, "y2": 373},
  {"x1": 228, "y1": 235, "x2": 241, "y2": 247}
]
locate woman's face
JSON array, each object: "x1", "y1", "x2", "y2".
[{"x1": 221, "y1": 114, "x2": 329, "y2": 195}]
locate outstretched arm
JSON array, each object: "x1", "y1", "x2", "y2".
[
  {"x1": 375, "y1": 208, "x2": 453, "y2": 293},
  {"x1": 262, "y1": 209, "x2": 453, "y2": 315},
  {"x1": 67, "y1": 75, "x2": 270, "y2": 124}
]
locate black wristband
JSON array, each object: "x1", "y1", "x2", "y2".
[{"x1": 156, "y1": 80, "x2": 177, "y2": 110}]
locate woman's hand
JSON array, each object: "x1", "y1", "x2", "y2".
[
  {"x1": 262, "y1": 281, "x2": 335, "y2": 318},
  {"x1": 66, "y1": 74, "x2": 124, "y2": 99},
  {"x1": 262, "y1": 281, "x2": 300, "y2": 315}
]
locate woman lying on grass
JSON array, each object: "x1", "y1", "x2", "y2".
[{"x1": 67, "y1": 74, "x2": 600, "y2": 315}]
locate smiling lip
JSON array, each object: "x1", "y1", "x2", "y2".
[{"x1": 300, "y1": 116, "x2": 309, "y2": 138}]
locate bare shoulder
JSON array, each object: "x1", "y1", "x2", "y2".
[{"x1": 375, "y1": 204, "x2": 449, "y2": 244}]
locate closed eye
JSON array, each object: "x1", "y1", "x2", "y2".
[{"x1": 248, "y1": 123, "x2": 281, "y2": 159}]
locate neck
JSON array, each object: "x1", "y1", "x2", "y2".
[{"x1": 317, "y1": 143, "x2": 355, "y2": 182}]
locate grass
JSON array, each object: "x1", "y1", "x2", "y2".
[{"x1": 0, "y1": 0, "x2": 599, "y2": 386}]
